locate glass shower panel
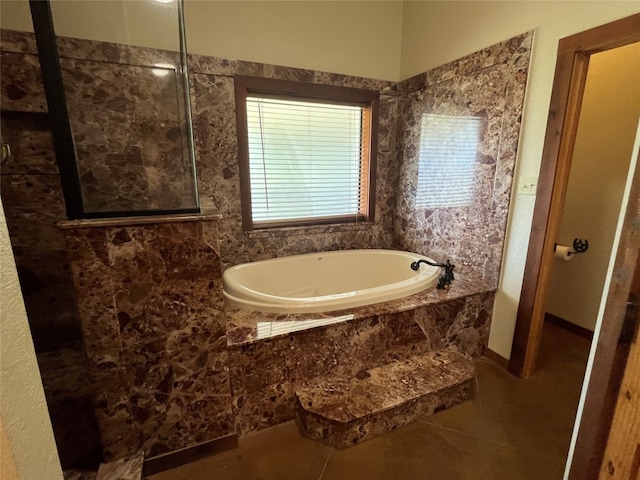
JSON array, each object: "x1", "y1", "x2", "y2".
[{"x1": 50, "y1": 0, "x2": 198, "y2": 214}]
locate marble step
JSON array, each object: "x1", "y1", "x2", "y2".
[
  {"x1": 96, "y1": 452, "x2": 144, "y2": 480},
  {"x1": 294, "y1": 346, "x2": 475, "y2": 448}
]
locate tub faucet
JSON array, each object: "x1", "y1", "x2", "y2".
[{"x1": 410, "y1": 259, "x2": 455, "y2": 289}]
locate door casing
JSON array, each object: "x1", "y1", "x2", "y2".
[{"x1": 508, "y1": 13, "x2": 640, "y2": 378}]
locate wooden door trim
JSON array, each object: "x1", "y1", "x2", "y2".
[{"x1": 508, "y1": 13, "x2": 640, "y2": 378}]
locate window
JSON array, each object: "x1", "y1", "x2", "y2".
[
  {"x1": 234, "y1": 76, "x2": 379, "y2": 230},
  {"x1": 416, "y1": 114, "x2": 483, "y2": 209}
]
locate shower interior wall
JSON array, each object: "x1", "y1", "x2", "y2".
[{"x1": 0, "y1": 29, "x2": 531, "y2": 461}]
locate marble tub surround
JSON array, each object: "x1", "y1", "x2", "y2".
[
  {"x1": 227, "y1": 285, "x2": 494, "y2": 435},
  {"x1": 395, "y1": 32, "x2": 533, "y2": 286},
  {"x1": 295, "y1": 346, "x2": 475, "y2": 448},
  {"x1": 225, "y1": 273, "x2": 494, "y2": 346},
  {"x1": 189, "y1": 54, "x2": 401, "y2": 269},
  {"x1": 61, "y1": 219, "x2": 234, "y2": 461}
]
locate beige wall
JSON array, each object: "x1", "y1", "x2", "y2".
[
  {"x1": 0, "y1": 0, "x2": 404, "y2": 81},
  {"x1": 0, "y1": 198, "x2": 63, "y2": 480},
  {"x1": 0, "y1": 0, "x2": 181, "y2": 52},
  {"x1": 184, "y1": 1, "x2": 403, "y2": 81},
  {"x1": 0, "y1": 421, "x2": 18, "y2": 480},
  {"x1": 400, "y1": 1, "x2": 640, "y2": 358},
  {"x1": 545, "y1": 43, "x2": 640, "y2": 331}
]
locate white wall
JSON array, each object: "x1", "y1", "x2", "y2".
[
  {"x1": 0, "y1": 198, "x2": 63, "y2": 480},
  {"x1": 546, "y1": 43, "x2": 640, "y2": 331}
]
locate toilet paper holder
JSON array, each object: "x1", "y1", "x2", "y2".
[{"x1": 554, "y1": 238, "x2": 589, "y2": 255}]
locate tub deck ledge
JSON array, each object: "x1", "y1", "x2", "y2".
[{"x1": 225, "y1": 274, "x2": 495, "y2": 346}]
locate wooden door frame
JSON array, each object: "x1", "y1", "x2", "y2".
[{"x1": 508, "y1": 13, "x2": 640, "y2": 379}]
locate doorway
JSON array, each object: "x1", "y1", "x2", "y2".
[
  {"x1": 508, "y1": 13, "x2": 640, "y2": 379},
  {"x1": 543, "y1": 43, "x2": 640, "y2": 344}
]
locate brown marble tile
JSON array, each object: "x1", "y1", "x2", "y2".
[
  {"x1": 56, "y1": 36, "x2": 179, "y2": 68},
  {"x1": 96, "y1": 452, "x2": 144, "y2": 480},
  {"x1": 2, "y1": 27, "x2": 533, "y2": 464},
  {"x1": 295, "y1": 346, "x2": 475, "y2": 448},
  {"x1": 59, "y1": 58, "x2": 196, "y2": 213},
  {"x1": 0, "y1": 111, "x2": 57, "y2": 175},
  {"x1": 1, "y1": 29, "x2": 38, "y2": 54},
  {"x1": 225, "y1": 273, "x2": 494, "y2": 347},
  {"x1": 190, "y1": 60, "x2": 399, "y2": 270},
  {"x1": 148, "y1": 326, "x2": 585, "y2": 480},
  {"x1": 226, "y1": 279, "x2": 494, "y2": 435},
  {"x1": 0, "y1": 51, "x2": 47, "y2": 112},
  {"x1": 62, "y1": 219, "x2": 233, "y2": 461},
  {"x1": 395, "y1": 32, "x2": 533, "y2": 287}
]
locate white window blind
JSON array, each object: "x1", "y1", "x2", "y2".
[
  {"x1": 246, "y1": 96, "x2": 367, "y2": 225},
  {"x1": 416, "y1": 114, "x2": 483, "y2": 209}
]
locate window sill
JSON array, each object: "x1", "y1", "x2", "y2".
[{"x1": 244, "y1": 221, "x2": 375, "y2": 239}]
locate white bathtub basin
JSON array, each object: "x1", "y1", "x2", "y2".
[{"x1": 223, "y1": 249, "x2": 441, "y2": 313}]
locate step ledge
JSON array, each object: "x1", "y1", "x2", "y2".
[{"x1": 295, "y1": 346, "x2": 475, "y2": 448}]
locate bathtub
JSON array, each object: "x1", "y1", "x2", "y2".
[{"x1": 223, "y1": 249, "x2": 441, "y2": 313}]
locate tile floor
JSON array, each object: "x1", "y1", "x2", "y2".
[{"x1": 147, "y1": 322, "x2": 590, "y2": 480}]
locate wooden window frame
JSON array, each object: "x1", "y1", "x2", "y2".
[{"x1": 234, "y1": 76, "x2": 379, "y2": 231}]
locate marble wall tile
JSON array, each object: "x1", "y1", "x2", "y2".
[
  {"x1": 0, "y1": 29, "x2": 38, "y2": 54},
  {"x1": 0, "y1": 111, "x2": 58, "y2": 175},
  {"x1": 190, "y1": 59, "x2": 400, "y2": 269},
  {"x1": 395, "y1": 32, "x2": 533, "y2": 286},
  {"x1": 426, "y1": 33, "x2": 532, "y2": 87},
  {"x1": 3, "y1": 28, "x2": 530, "y2": 462},
  {"x1": 0, "y1": 51, "x2": 47, "y2": 112},
  {"x1": 56, "y1": 36, "x2": 179, "y2": 68},
  {"x1": 60, "y1": 58, "x2": 196, "y2": 213},
  {"x1": 62, "y1": 220, "x2": 234, "y2": 460},
  {"x1": 0, "y1": 156, "x2": 81, "y2": 350}
]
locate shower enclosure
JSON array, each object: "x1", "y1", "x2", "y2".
[{"x1": 31, "y1": 0, "x2": 199, "y2": 218}]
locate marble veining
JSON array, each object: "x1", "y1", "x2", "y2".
[
  {"x1": 395, "y1": 32, "x2": 533, "y2": 286},
  {"x1": 62, "y1": 220, "x2": 234, "y2": 460},
  {"x1": 96, "y1": 452, "x2": 144, "y2": 480},
  {"x1": 227, "y1": 286, "x2": 494, "y2": 434},
  {"x1": 295, "y1": 346, "x2": 474, "y2": 447},
  {"x1": 60, "y1": 57, "x2": 196, "y2": 213},
  {"x1": 225, "y1": 273, "x2": 494, "y2": 347}
]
